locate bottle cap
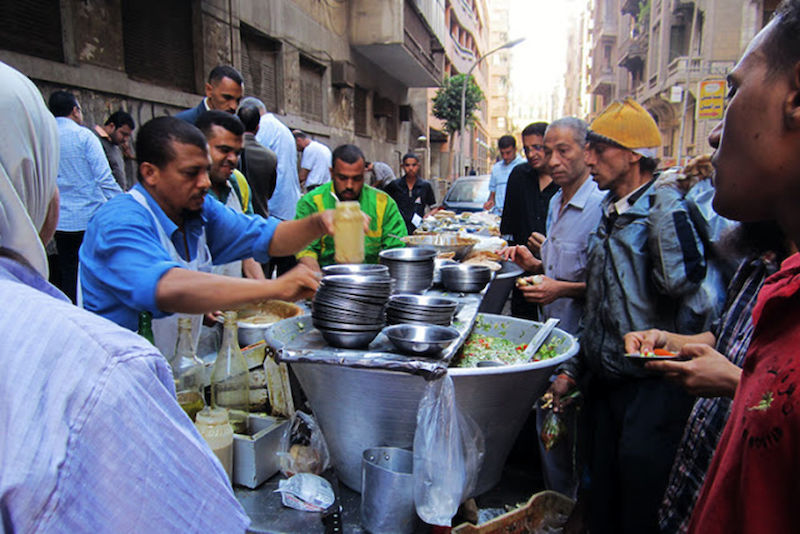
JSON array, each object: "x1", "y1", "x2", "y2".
[{"x1": 195, "y1": 407, "x2": 229, "y2": 425}]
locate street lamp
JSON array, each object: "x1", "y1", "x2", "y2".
[{"x1": 458, "y1": 37, "x2": 525, "y2": 176}]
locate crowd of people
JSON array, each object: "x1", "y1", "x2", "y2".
[{"x1": 1, "y1": 0, "x2": 799, "y2": 531}]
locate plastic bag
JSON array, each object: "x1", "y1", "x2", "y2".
[
  {"x1": 413, "y1": 374, "x2": 485, "y2": 526},
  {"x1": 277, "y1": 411, "x2": 331, "y2": 476},
  {"x1": 275, "y1": 473, "x2": 335, "y2": 512}
]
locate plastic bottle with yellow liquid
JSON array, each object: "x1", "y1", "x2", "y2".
[{"x1": 333, "y1": 200, "x2": 365, "y2": 264}]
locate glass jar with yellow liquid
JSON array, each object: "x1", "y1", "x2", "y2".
[
  {"x1": 170, "y1": 317, "x2": 206, "y2": 421},
  {"x1": 334, "y1": 201, "x2": 365, "y2": 264}
]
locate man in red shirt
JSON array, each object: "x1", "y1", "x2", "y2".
[{"x1": 682, "y1": 1, "x2": 800, "y2": 532}]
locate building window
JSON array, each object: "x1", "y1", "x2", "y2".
[
  {"x1": 386, "y1": 104, "x2": 397, "y2": 143},
  {"x1": 299, "y1": 55, "x2": 325, "y2": 122},
  {"x1": 122, "y1": 0, "x2": 195, "y2": 93},
  {"x1": 241, "y1": 25, "x2": 281, "y2": 112},
  {"x1": 0, "y1": 0, "x2": 63, "y2": 62},
  {"x1": 354, "y1": 86, "x2": 368, "y2": 136}
]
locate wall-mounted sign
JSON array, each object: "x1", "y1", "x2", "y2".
[
  {"x1": 669, "y1": 85, "x2": 683, "y2": 103},
  {"x1": 698, "y1": 80, "x2": 726, "y2": 120}
]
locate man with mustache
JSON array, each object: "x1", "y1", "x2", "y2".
[
  {"x1": 197, "y1": 110, "x2": 263, "y2": 280},
  {"x1": 294, "y1": 144, "x2": 407, "y2": 272},
  {"x1": 79, "y1": 116, "x2": 333, "y2": 356}
]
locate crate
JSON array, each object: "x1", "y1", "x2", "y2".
[{"x1": 233, "y1": 414, "x2": 288, "y2": 489}]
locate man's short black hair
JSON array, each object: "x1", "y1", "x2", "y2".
[
  {"x1": 208, "y1": 65, "x2": 244, "y2": 86},
  {"x1": 498, "y1": 135, "x2": 516, "y2": 149},
  {"x1": 105, "y1": 110, "x2": 135, "y2": 130},
  {"x1": 764, "y1": 0, "x2": 800, "y2": 78},
  {"x1": 237, "y1": 106, "x2": 261, "y2": 133},
  {"x1": 402, "y1": 153, "x2": 419, "y2": 164},
  {"x1": 136, "y1": 117, "x2": 207, "y2": 182},
  {"x1": 521, "y1": 122, "x2": 548, "y2": 138},
  {"x1": 332, "y1": 144, "x2": 364, "y2": 166},
  {"x1": 48, "y1": 90, "x2": 78, "y2": 117},
  {"x1": 196, "y1": 110, "x2": 245, "y2": 138}
]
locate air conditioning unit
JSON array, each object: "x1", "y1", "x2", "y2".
[
  {"x1": 373, "y1": 95, "x2": 394, "y2": 118},
  {"x1": 331, "y1": 60, "x2": 355, "y2": 88}
]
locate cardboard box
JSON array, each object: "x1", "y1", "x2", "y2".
[{"x1": 233, "y1": 414, "x2": 288, "y2": 489}]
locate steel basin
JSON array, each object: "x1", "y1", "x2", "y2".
[{"x1": 270, "y1": 313, "x2": 578, "y2": 495}]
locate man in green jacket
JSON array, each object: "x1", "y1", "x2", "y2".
[{"x1": 295, "y1": 144, "x2": 407, "y2": 271}]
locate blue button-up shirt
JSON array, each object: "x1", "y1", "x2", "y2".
[
  {"x1": 489, "y1": 154, "x2": 525, "y2": 214},
  {"x1": 540, "y1": 176, "x2": 605, "y2": 334},
  {"x1": 0, "y1": 256, "x2": 249, "y2": 532},
  {"x1": 79, "y1": 184, "x2": 279, "y2": 330},
  {"x1": 256, "y1": 113, "x2": 301, "y2": 220},
  {"x1": 55, "y1": 117, "x2": 122, "y2": 231}
]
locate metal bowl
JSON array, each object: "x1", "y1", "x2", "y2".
[
  {"x1": 235, "y1": 301, "x2": 304, "y2": 346},
  {"x1": 322, "y1": 264, "x2": 390, "y2": 277},
  {"x1": 379, "y1": 247, "x2": 437, "y2": 262},
  {"x1": 319, "y1": 328, "x2": 382, "y2": 349},
  {"x1": 401, "y1": 233, "x2": 478, "y2": 261},
  {"x1": 440, "y1": 264, "x2": 493, "y2": 293},
  {"x1": 383, "y1": 324, "x2": 460, "y2": 357}
]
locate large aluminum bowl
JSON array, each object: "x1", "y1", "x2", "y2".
[
  {"x1": 236, "y1": 301, "x2": 304, "y2": 346},
  {"x1": 383, "y1": 324, "x2": 460, "y2": 357},
  {"x1": 267, "y1": 313, "x2": 578, "y2": 495},
  {"x1": 401, "y1": 233, "x2": 478, "y2": 260}
]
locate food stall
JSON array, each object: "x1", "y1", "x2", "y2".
[{"x1": 227, "y1": 211, "x2": 578, "y2": 531}]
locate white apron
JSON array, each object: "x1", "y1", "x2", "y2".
[
  {"x1": 129, "y1": 189, "x2": 212, "y2": 357},
  {"x1": 210, "y1": 189, "x2": 244, "y2": 278}
]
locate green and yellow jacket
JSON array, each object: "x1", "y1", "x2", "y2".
[{"x1": 295, "y1": 182, "x2": 407, "y2": 266}]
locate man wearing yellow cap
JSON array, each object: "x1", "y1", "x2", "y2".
[{"x1": 548, "y1": 98, "x2": 711, "y2": 533}]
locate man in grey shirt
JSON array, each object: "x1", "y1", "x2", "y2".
[{"x1": 92, "y1": 110, "x2": 135, "y2": 190}]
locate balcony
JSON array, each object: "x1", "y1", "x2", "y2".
[
  {"x1": 350, "y1": 0, "x2": 444, "y2": 87},
  {"x1": 590, "y1": 66, "x2": 616, "y2": 96}
]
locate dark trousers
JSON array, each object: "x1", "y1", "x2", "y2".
[
  {"x1": 54, "y1": 230, "x2": 84, "y2": 304},
  {"x1": 510, "y1": 285, "x2": 539, "y2": 321},
  {"x1": 268, "y1": 255, "x2": 298, "y2": 278},
  {"x1": 586, "y1": 378, "x2": 694, "y2": 534}
]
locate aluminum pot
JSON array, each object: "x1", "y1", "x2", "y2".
[
  {"x1": 236, "y1": 301, "x2": 304, "y2": 347},
  {"x1": 267, "y1": 313, "x2": 578, "y2": 495}
]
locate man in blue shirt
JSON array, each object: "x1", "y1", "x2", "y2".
[
  {"x1": 80, "y1": 117, "x2": 333, "y2": 342},
  {"x1": 484, "y1": 134, "x2": 525, "y2": 215},
  {"x1": 49, "y1": 90, "x2": 122, "y2": 303}
]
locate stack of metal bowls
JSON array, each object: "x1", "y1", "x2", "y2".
[
  {"x1": 379, "y1": 247, "x2": 437, "y2": 294},
  {"x1": 312, "y1": 274, "x2": 391, "y2": 348},
  {"x1": 385, "y1": 294, "x2": 458, "y2": 326},
  {"x1": 440, "y1": 264, "x2": 493, "y2": 293},
  {"x1": 322, "y1": 264, "x2": 390, "y2": 277}
]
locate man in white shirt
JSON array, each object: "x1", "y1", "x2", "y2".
[
  {"x1": 484, "y1": 134, "x2": 525, "y2": 215},
  {"x1": 293, "y1": 130, "x2": 332, "y2": 191}
]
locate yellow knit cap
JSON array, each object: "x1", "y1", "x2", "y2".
[{"x1": 589, "y1": 98, "x2": 662, "y2": 152}]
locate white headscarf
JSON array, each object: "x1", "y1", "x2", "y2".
[{"x1": 0, "y1": 61, "x2": 59, "y2": 277}]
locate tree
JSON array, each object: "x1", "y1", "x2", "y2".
[{"x1": 432, "y1": 73, "x2": 485, "y2": 178}]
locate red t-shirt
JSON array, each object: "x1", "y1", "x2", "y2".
[{"x1": 689, "y1": 253, "x2": 800, "y2": 533}]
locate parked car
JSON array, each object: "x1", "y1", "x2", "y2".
[{"x1": 441, "y1": 174, "x2": 490, "y2": 213}]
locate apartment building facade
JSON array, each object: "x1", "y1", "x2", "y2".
[
  {"x1": 582, "y1": 0, "x2": 778, "y2": 165},
  {"x1": 0, "y1": 0, "x2": 447, "y2": 181}
]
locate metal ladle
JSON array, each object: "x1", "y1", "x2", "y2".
[{"x1": 522, "y1": 318, "x2": 561, "y2": 362}]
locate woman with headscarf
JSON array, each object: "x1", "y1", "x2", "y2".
[{"x1": 0, "y1": 62, "x2": 249, "y2": 532}]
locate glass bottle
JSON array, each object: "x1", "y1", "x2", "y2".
[
  {"x1": 137, "y1": 311, "x2": 155, "y2": 344},
  {"x1": 195, "y1": 407, "x2": 234, "y2": 482},
  {"x1": 210, "y1": 311, "x2": 250, "y2": 434},
  {"x1": 333, "y1": 200, "x2": 365, "y2": 264},
  {"x1": 171, "y1": 317, "x2": 206, "y2": 422}
]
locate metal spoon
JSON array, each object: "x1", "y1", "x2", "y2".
[{"x1": 522, "y1": 318, "x2": 560, "y2": 362}]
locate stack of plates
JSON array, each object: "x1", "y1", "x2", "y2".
[
  {"x1": 386, "y1": 294, "x2": 458, "y2": 326},
  {"x1": 322, "y1": 264, "x2": 390, "y2": 277},
  {"x1": 379, "y1": 247, "x2": 437, "y2": 294},
  {"x1": 312, "y1": 274, "x2": 392, "y2": 348},
  {"x1": 440, "y1": 264, "x2": 493, "y2": 293}
]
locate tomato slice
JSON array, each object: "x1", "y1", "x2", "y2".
[{"x1": 652, "y1": 348, "x2": 675, "y2": 356}]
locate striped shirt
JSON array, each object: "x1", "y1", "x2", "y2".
[
  {"x1": 55, "y1": 117, "x2": 121, "y2": 231},
  {"x1": 0, "y1": 254, "x2": 249, "y2": 532},
  {"x1": 658, "y1": 254, "x2": 779, "y2": 533}
]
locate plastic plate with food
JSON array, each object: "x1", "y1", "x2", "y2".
[{"x1": 624, "y1": 349, "x2": 683, "y2": 362}]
